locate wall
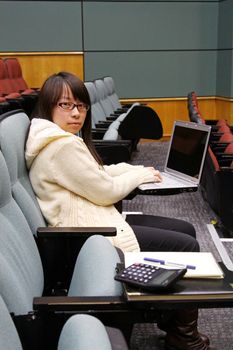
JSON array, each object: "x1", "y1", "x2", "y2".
[
  {"x1": 0, "y1": 0, "x2": 232, "y2": 130},
  {"x1": 0, "y1": 1, "x2": 220, "y2": 98},
  {"x1": 216, "y1": 0, "x2": 233, "y2": 98},
  {"x1": 0, "y1": 1, "x2": 82, "y2": 52},
  {"x1": 83, "y1": 1, "x2": 218, "y2": 98}
]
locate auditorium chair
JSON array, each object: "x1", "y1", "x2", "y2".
[
  {"x1": 217, "y1": 163, "x2": 233, "y2": 234},
  {"x1": 187, "y1": 91, "x2": 230, "y2": 128},
  {"x1": 0, "y1": 109, "x2": 137, "y2": 349},
  {"x1": 85, "y1": 80, "x2": 128, "y2": 132},
  {"x1": 0, "y1": 149, "x2": 129, "y2": 349},
  {"x1": 0, "y1": 58, "x2": 15, "y2": 95},
  {"x1": 88, "y1": 80, "x2": 163, "y2": 141},
  {"x1": 3, "y1": 57, "x2": 37, "y2": 95},
  {"x1": 187, "y1": 92, "x2": 202, "y2": 124},
  {"x1": 103, "y1": 76, "x2": 139, "y2": 111},
  {"x1": 201, "y1": 146, "x2": 221, "y2": 215},
  {"x1": 201, "y1": 145, "x2": 233, "y2": 234},
  {"x1": 207, "y1": 119, "x2": 228, "y2": 130},
  {"x1": 103, "y1": 75, "x2": 129, "y2": 112},
  {"x1": 215, "y1": 143, "x2": 233, "y2": 167},
  {"x1": 0, "y1": 58, "x2": 25, "y2": 111},
  {"x1": 94, "y1": 78, "x2": 139, "y2": 119},
  {"x1": 94, "y1": 78, "x2": 121, "y2": 119},
  {"x1": 85, "y1": 81, "x2": 163, "y2": 163},
  {"x1": 0, "y1": 109, "x2": 123, "y2": 289},
  {"x1": 210, "y1": 132, "x2": 233, "y2": 153},
  {"x1": 0, "y1": 295, "x2": 128, "y2": 350},
  {"x1": 92, "y1": 79, "x2": 163, "y2": 139},
  {"x1": 3, "y1": 57, "x2": 38, "y2": 116}
]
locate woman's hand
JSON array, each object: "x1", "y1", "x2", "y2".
[{"x1": 146, "y1": 167, "x2": 162, "y2": 182}]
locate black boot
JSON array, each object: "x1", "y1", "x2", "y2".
[
  {"x1": 164, "y1": 308, "x2": 217, "y2": 350},
  {"x1": 157, "y1": 310, "x2": 210, "y2": 346}
]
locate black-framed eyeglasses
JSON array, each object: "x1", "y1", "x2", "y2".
[{"x1": 58, "y1": 102, "x2": 90, "y2": 112}]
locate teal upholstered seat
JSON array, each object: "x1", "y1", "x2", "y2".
[
  {"x1": 0, "y1": 295, "x2": 127, "y2": 350},
  {"x1": 0, "y1": 109, "x2": 45, "y2": 236},
  {"x1": 0, "y1": 151, "x2": 122, "y2": 315}
]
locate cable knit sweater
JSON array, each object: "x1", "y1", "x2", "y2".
[{"x1": 25, "y1": 119, "x2": 156, "y2": 252}]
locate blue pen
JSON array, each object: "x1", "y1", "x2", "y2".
[{"x1": 144, "y1": 257, "x2": 196, "y2": 270}]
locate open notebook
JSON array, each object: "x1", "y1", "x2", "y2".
[
  {"x1": 138, "y1": 121, "x2": 211, "y2": 194},
  {"x1": 125, "y1": 252, "x2": 224, "y2": 279}
]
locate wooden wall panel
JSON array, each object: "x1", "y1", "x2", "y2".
[
  {"x1": 0, "y1": 52, "x2": 84, "y2": 89},
  {"x1": 215, "y1": 97, "x2": 233, "y2": 125}
]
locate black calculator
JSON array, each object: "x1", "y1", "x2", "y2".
[{"x1": 115, "y1": 263, "x2": 187, "y2": 291}]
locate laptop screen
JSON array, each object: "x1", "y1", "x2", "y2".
[{"x1": 165, "y1": 121, "x2": 211, "y2": 182}]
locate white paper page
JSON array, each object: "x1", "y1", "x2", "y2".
[{"x1": 124, "y1": 252, "x2": 224, "y2": 279}]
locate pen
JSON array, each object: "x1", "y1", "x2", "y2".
[{"x1": 143, "y1": 257, "x2": 196, "y2": 270}]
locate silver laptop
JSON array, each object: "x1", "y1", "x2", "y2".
[{"x1": 138, "y1": 120, "x2": 211, "y2": 194}]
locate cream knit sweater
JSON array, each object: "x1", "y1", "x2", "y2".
[{"x1": 25, "y1": 119, "x2": 156, "y2": 252}]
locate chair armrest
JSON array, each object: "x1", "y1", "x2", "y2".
[
  {"x1": 94, "y1": 143, "x2": 131, "y2": 164},
  {"x1": 93, "y1": 127, "x2": 108, "y2": 132},
  {"x1": 211, "y1": 132, "x2": 223, "y2": 137},
  {"x1": 111, "y1": 111, "x2": 122, "y2": 115},
  {"x1": 33, "y1": 295, "x2": 125, "y2": 312},
  {"x1": 37, "y1": 226, "x2": 116, "y2": 238},
  {"x1": 219, "y1": 166, "x2": 233, "y2": 172},
  {"x1": 107, "y1": 115, "x2": 118, "y2": 121},
  {"x1": 92, "y1": 128, "x2": 107, "y2": 139},
  {"x1": 95, "y1": 121, "x2": 112, "y2": 128},
  {"x1": 93, "y1": 139, "x2": 132, "y2": 147},
  {"x1": 36, "y1": 227, "x2": 117, "y2": 294},
  {"x1": 209, "y1": 133, "x2": 223, "y2": 142},
  {"x1": 210, "y1": 142, "x2": 230, "y2": 149},
  {"x1": 216, "y1": 153, "x2": 233, "y2": 160},
  {"x1": 218, "y1": 158, "x2": 233, "y2": 167},
  {"x1": 116, "y1": 107, "x2": 129, "y2": 113}
]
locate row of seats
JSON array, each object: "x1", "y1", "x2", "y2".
[
  {"x1": 85, "y1": 76, "x2": 163, "y2": 164},
  {"x1": 0, "y1": 109, "x2": 131, "y2": 348},
  {"x1": 0, "y1": 57, "x2": 38, "y2": 116},
  {"x1": 87, "y1": 77, "x2": 163, "y2": 140},
  {"x1": 187, "y1": 91, "x2": 233, "y2": 235}
]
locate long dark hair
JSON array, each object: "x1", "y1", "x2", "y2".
[{"x1": 34, "y1": 71, "x2": 103, "y2": 164}]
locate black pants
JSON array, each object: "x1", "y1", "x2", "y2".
[{"x1": 126, "y1": 214, "x2": 199, "y2": 253}]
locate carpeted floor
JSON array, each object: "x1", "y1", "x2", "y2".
[{"x1": 123, "y1": 141, "x2": 233, "y2": 350}]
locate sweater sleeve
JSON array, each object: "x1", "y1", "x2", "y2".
[
  {"x1": 51, "y1": 139, "x2": 155, "y2": 206},
  {"x1": 103, "y1": 163, "x2": 144, "y2": 176}
]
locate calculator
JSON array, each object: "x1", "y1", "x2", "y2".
[{"x1": 115, "y1": 263, "x2": 187, "y2": 291}]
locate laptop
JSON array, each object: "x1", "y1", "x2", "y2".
[{"x1": 138, "y1": 120, "x2": 211, "y2": 194}]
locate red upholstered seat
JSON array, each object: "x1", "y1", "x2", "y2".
[
  {"x1": 216, "y1": 119, "x2": 227, "y2": 127},
  {"x1": 3, "y1": 57, "x2": 35, "y2": 94},
  {"x1": 0, "y1": 58, "x2": 15, "y2": 95},
  {"x1": 219, "y1": 133, "x2": 233, "y2": 143},
  {"x1": 1, "y1": 58, "x2": 38, "y2": 116},
  {"x1": 224, "y1": 143, "x2": 233, "y2": 154}
]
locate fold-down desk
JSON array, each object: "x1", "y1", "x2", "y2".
[{"x1": 124, "y1": 263, "x2": 233, "y2": 309}]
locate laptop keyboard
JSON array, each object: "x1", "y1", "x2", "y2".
[
  {"x1": 158, "y1": 173, "x2": 192, "y2": 188},
  {"x1": 139, "y1": 172, "x2": 194, "y2": 190}
]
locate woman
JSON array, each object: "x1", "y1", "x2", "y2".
[{"x1": 25, "y1": 72, "x2": 216, "y2": 350}]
